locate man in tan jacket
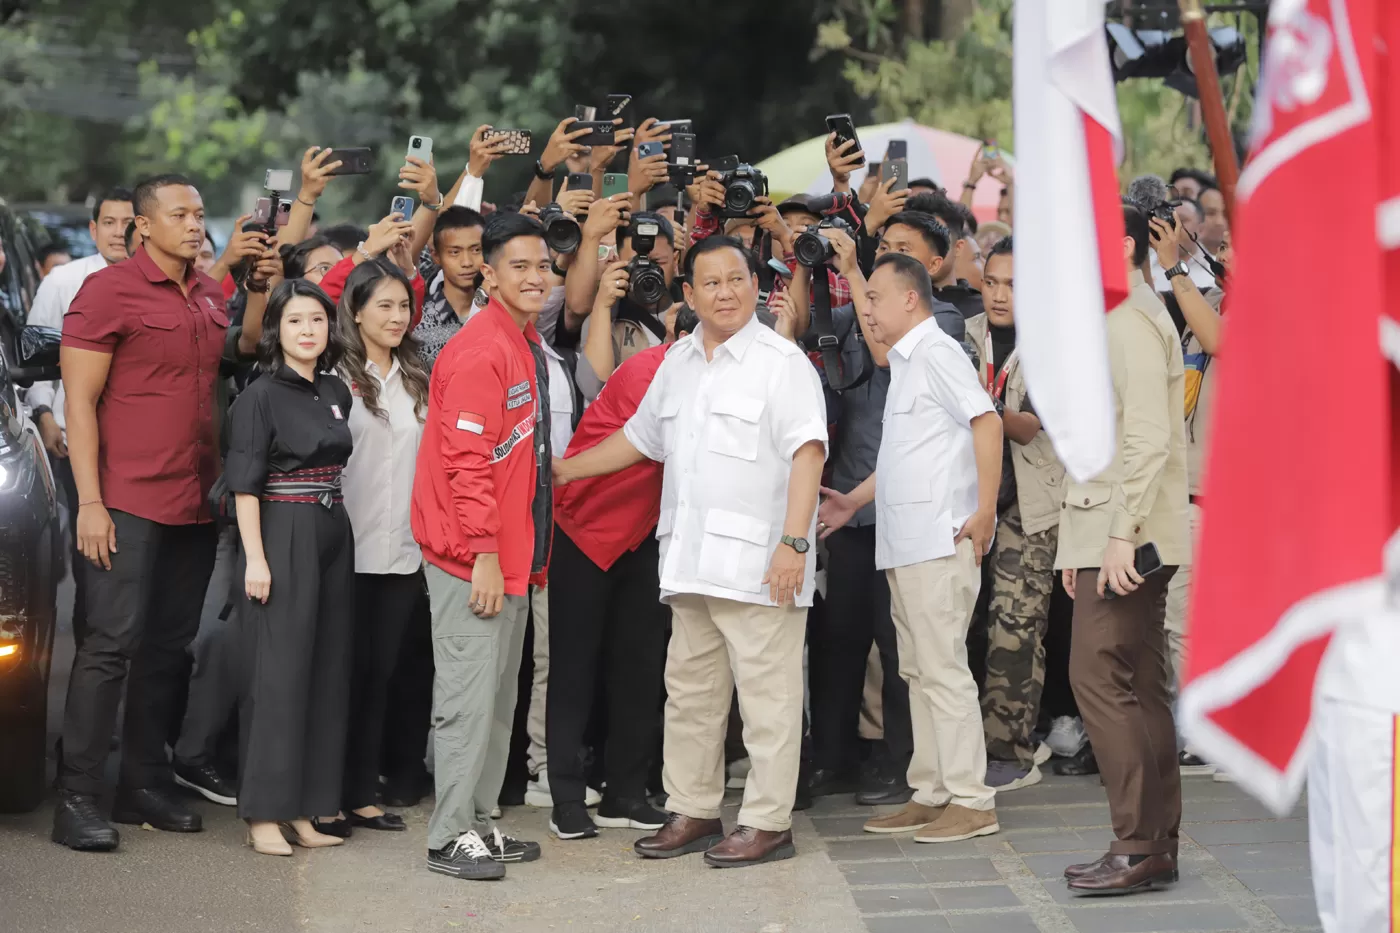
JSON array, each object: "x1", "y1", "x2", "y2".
[{"x1": 1055, "y1": 203, "x2": 1191, "y2": 896}]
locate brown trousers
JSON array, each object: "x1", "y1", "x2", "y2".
[{"x1": 1068, "y1": 566, "x2": 1181, "y2": 856}]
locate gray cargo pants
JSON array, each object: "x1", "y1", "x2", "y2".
[{"x1": 424, "y1": 562, "x2": 529, "y2": 850}]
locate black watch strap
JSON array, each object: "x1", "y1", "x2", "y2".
[
  {"x1": 1166, "y1": 262, "x2": 1189, "y2": 280},
  {"x1": 533, "y1": 159, "x2": 553, "y2": 181}
]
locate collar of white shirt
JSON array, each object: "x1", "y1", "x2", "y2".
[
  {"x1": 365, "y1": 356, "x2": 401, "y2": 385},
  {"x1": 888, "y1": 315, "x2": 941, "y2": 362},
  {"x1": 685, "y1": 311, "x2": 764, "y2": 363}
]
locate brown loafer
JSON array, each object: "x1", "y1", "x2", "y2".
[
  {"x1": 1063, "y1": 853, "x2": 1110, "y2": 879},
  {"x1": 1067, "y1": 853, "x2": 1178, "y2": 896},
  {"x1": 702, "y1": 825, "x2": 795, "y2": 868},
  {"x1": 634, "y1": 813, "x2": 724, "y2": 859}
]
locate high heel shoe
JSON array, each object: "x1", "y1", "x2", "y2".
[
  {"x1": 246, "y1": 827, "x2": 293, "y2": 857},
  {"x1": 280, "y1": 820, "x2": 344, "y2": 848}
]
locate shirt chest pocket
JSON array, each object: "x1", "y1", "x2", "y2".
[
  {"x1": 657, "y1": 394, "x2": 683, "y2": 456},
  {"x1": 140, "y1": 314, "x2": 184, "y2": 364},
  {"x1": 882, "y1": 388, "x2": 920, "y2": 440},
  {"x1": 707, "y1": 394, "x2": 765, "y2": 461},
  {"x1": 697, "y1": 508, "x2": 771, "y2": 594}
]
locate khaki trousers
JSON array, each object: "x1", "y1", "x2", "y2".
[
  {"x1": 663, "y1": 594, "x2": 806, "y2": 832},
  {"x1": 886, "y1": 538, "x2": 994, "y2": 811},
  {"x1": 1163, "y1": 503, "x2": 1201, "y2": 685},
  {"x1": 526, "y1": 584, "x2": 549, "y2": 776}
]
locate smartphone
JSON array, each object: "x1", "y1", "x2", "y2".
[
  {"x1": 325, "y1": 147, "x2": 375, "y2": 176},
  {"x1": 251, "y1": 196, "x2": 273, "y2": 226},
  {"x1": 1101, "y1": 543, "x2": 1166, "y2": 600},
  {"x1": 637, "y1": 140, "x2": 665, "y2": 160},
  {"x1": 981, "y1": 139, "x2": 1001, "y2": 161},
  {"x1": 390, "y1": 195, "x2": 415, "y2": 219},
  {"x1": 881, "y1": 158, "x2": 909, "y2": 191},
  {"x1": 885, "y1": 139, "x2": 908, "y2": 162},
  {"x1": 483, "y1": 129, "x2": 532, "y2": 155},
  {"x1": 575, "y1": 104, "x2": 597, "y2": 122},
  {"x1": 604, "y1": 93, "x2": 632, "y2": 118},
  {"x1": 660, "y1": 119, "x2": 692, "y2": 135},
  {"x1": 263, "y1": 168, "x2": 294, "y2": 191},
  {"x1": 275, "y1": 198, "x2": 292, "y2": 227},
  {"x1": 573, "y1": 121, "x2": 615, "y2": 147},
  {"x1": 669, "y1": 132, "x2": 697, "y2": 167},
  {"x1": 602, "y1": 173, "x2": 629, "y2": 198},
  {"x1": 406, "y1": 134, "x2": 433, "y2": 164},
  {"x1": 565, "y1": 172, "x2": 593, "y2": 192},
  {"x1": 825, "y1": 114, "x2": 865, "y2": 167}
]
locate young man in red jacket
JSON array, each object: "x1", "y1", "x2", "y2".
[{"x1": 411, "y1": 212, "x2": 555, "y2": 881}]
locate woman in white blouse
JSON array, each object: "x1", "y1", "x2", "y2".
[{"x1": 318, "y1": 260, "x2": 430, "y2": 836}]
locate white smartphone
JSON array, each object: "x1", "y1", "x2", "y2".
[{"x1": 406, "y1": 134, "x2": 433, "y2": 164}]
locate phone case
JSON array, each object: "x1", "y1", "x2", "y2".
[
  {"x1": 565, "y1": 173, "x2": 593, "y2": 191},
  {"x1": 390, "y1": 197, "x2": 414, "y2": 218},
  {"x1": 485, "y1": 129, "x2": 532, "y2": 155},
  {"x1": 251, "y1": 197, "x2": 272, "y2": 226},
  {"x1": 601, "y1": 174, "x2": 628, "y2": 198},
  {"x1": 406, "y1": 136, "x2": 433, "y2": 163},
  {"x1": 637, "y1": 141, "x2": 665, "y2": 159},
  {"x1": 326, "y1": 147, "x2": 375, "y2": 176}
]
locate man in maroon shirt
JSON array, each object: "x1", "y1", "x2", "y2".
[{"x1": 54, "y1": 174, "x2": 230, "y2": 852}]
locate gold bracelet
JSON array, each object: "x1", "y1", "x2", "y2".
[{"x1": 78, "y1": 498, "x2": 103, "y2": 507}]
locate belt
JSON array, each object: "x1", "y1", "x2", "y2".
[{"x1": 264, "y1": 466, "x2": 344, "y2": 507}]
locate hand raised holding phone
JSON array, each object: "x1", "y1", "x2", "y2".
[
  {"x1": 469, "y1": 124, "x2": 514, "y2": 178},
  {"x1": 362, "y1": 213, "x2": 415, "y2": 260},
  {"x1": 299, "y1": 147, "x2": 343, "y2": 201}
]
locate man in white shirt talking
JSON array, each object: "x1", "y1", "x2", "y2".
[
  {"x1": 553, "y1": 234, "x2": 828, "y2": 869},
  {"x1": 820, "y1": 252, "x2": 1004, "y2": 844}
]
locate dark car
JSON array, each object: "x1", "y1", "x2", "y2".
[
  {"x1": 0, "y1": 200, "x2": 63, "y2": 813},
  {"x1": 15, "y1": 203, "x2": 96, "y2": 259}
]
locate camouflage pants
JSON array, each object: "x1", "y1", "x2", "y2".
[{"x1": 981, "y1": 501, "x2": 1058, "y2": 768}]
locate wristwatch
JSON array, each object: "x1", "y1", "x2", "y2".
[
  {"x1": 780, "y1": 535, "x2": 810, "y2": 554},
  {"x1": 1165, "y1": 262, "x2": 1189, "y2": 281},
  {"x1": 533, "y1": 159, "x2": 554, "y2": 181}
]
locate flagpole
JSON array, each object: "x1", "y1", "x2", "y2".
[{"x1": 1177, "y1": 0, "x2": 1241, "y2": 224}]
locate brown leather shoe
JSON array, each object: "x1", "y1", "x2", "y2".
[
  {"x1": 1063, "y1": 853, "x2": 1110, "y2": 879},
  {"x1": 1067, "y1": 853, "x2": 1178, "y2": 896},
  {"x1": 702, "y1": 826, "x2": 795, "y2": 868},
  {"x1": 634, "y1": 813, "x2": 725, "y2": 859}
]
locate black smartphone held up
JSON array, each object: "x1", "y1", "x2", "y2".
[
  {"x1": 565, "y1": 172, "x2": 593, "y2": 192},
  {"x1": 1101, "y1": 542, "x2": 1166, "y2": 600},
  {"x1": 661, "y1": 119, "x2": 693, "y2": 135},
  {"x1": 604, "y1": 93, "x2": 632, "y2": 118},
  {"x1": 575, "y1": 104, "x2": 597, "y2": 122},
  {"x1": 573, "y1": 121, "x2": 616, "y2": 147},
  {"x1": 885, "y1": 139, "x2": 908, "y2": 162},
  {"x1": 881, "y1": 158, "x2": 909, "y2": 192},
  {"x1": 825, "y1": 113, "x2": 865, "y2": 166},
  {"x1": 325, "y1": 147, "x2": 375, "y2": 176}
]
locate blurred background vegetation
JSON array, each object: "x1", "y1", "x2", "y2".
[{"x1": 0, "y1": 0, "x2": 1259, "y2": 217}]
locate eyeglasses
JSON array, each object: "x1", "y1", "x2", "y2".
[{"x1": 308, "y1": 262, "x2": 335, "y2": 277}]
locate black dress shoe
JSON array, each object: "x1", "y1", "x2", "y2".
[
  {"x1": 855, "y1": 771, "x2": 915, "y2": 807},
  {"x1": 312, "y1": 816, "x2": 353, "y2": 838},
  {"x1": 112, "y1": 786, "x2": 203, "y2": 833},
  {"x1": 52, "y1": 793, "x2": 120, "y2": 852},
  {"x1": 1052, "y1": 745, "x2": 1100, "y2": 777},
  {"x1": 382, "y1": 771, "x2": 432, "y2": 808},
  {"x1": 1068, "y1": 853, "x2": 1178, "y2": 896},
  {"x1": 349, "y1": 811, "x2": 406, "y2": 832},
  {"x1": 807, "y1": 768, "x2": 861, "y2": 798}
]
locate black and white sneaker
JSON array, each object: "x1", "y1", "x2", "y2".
[
  {"x1": 484, "y1": 826, "x2": 541, "y2": 863},
  {"x1": 594, "y1": 797, "x2": 668, "y2": 831},
  {"x1": 549, "y1": 802, "x2": 598, "y2": 840},
  {"x1": 173, "y1": 761, "x2": 237, "y2": 807},
  {"x1": 427, "y1": 831, "x2": 506, "y2": 880}
]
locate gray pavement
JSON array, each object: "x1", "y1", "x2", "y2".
[{"x1": 0, "y1": 579, "x2": 1322, "y2": 933}]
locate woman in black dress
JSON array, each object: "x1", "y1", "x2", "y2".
[{"x1": 225, "y1": 278, "x2": 356, "y2": 856}]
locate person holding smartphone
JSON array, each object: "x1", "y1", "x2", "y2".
[{"x1": 1054, "y1": 203, "x2": 1191, "y2": 896}]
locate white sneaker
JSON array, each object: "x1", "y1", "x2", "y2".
[
  {"x1": 489, "y1": 806, "x2": 502, "y2": 819},
  {"x1": 726, "y1": 757, "x2": 751, "y2": 790},
  {"x1": 524, "y1": 772, "x2": 601, "y2": 808},
  {"x1": 1045, "y1": 716, "x2": 1088, "y2": 758},
  {"x1": 1033, "y1": 742, "x2": 1052, "y2": 766},
  {"x1": 1213, "y1": 770, "x2": 1236, "y2": 783}
]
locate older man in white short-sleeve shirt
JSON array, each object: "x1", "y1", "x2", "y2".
[{"x1": 554, "y1": 235, "x2": 827, "y2": 869}]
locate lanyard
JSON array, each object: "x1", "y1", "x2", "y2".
[{"x1": 983, "y1": 330, "x2": 1016, "y2": 401}]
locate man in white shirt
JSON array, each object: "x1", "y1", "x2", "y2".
[
  {"x1": 27, "y1": 188, "x2": 134, "y2": 647},
  {"x1": 820, "y1": 253, "x2": 1004, "y2": 844},
  {"x1": 553, "y1": 234, "x2": 828, "y2": 868}
]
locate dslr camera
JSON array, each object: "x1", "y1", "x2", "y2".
[
  {"x1": 717, "y1": 162, "x2": 769, "y2": 220},
  {"x1": 625, "y1": 217, "x2": 668, "y2": 306},
  {"x1": 1149, "y1": 199, "x2": 1179, "y2": 231},
  {"x1": 793, "y1": 217, "x2": 853, "y2": 269},
  {"x1": 537, "y1": 203, "x2": 582, "y2": 254}
]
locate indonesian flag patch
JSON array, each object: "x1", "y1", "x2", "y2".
[{"x1": 456, "y1": 410, "x2": 486, "y2": 435}]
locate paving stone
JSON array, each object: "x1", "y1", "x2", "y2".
[
  {"x1": 864, "y1": 916, "x2": 953, "y2": 933},
  {"x1": 1007, "y1": 830, "x2": 1098, "y2": 854},
  {"x1": 1264, "y1": 895, "x2": 1322, "y2": 928},
  {"x1": 931, "y1": 883, "x2": 1023, "y2": 909},
  {"x1": 1234, "y1": 869, "x2": 1315, "y2": 897},
  {"x1": 996, "y1": 807, "x2": 1069, "y2": 829},
  {"x1": 1061, "y1": 903, "x2": 1247, "y2": 933},
  {"x1": 852, "y1": 886, "x2": 938, "y2": 914},
  {"x1": 1039, "y1": 868, "x2": 1216, "y2": 905},
  {"x1": 897, "y1": 837, "x2": 990, "y2": 859},
  {"x1": 1056, "y1": 806, "x2": 1113, "y2": 828},
  {"x1": 914, "y1": 857, "x2": 1002, "y2": 883},
  {"x1": 1183, "y1": 819, "x2": 1310, "y2": 845},
  {"x1": 946, "y1": 912, "x2": 1044, "y2": 933},
  {"x1": 1207, "y1": 841, "x2": 1311, "y2": 871},
  {"x1": 1184, "y1": 800, "x2": 1297, "y2": 822},
  {"x1": 840, "y1": 860, "x2": 926, "y2": 886},
  {"x1": 813, "y1": 816, "x2": 880, "y2": 838},
  {"x1": 826, "y1": 838, "x2": 908, "y2": 861},
  {"x1": 1019, "y1": 851, "x2": 1105, "y2": 879}
]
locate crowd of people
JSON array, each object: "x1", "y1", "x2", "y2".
[{"x1": 13, "y1": 106, "x2": 1229, "y2": 895}]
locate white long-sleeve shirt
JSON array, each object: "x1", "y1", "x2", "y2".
[
  {"x1": 26, "y1": 252, "x2": 113, "y2": 433},
  {"x1": 341, "y1": 358, "x2": 424, "y2": 575}
]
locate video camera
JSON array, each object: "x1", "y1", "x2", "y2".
[
  {"x1": 625, "y1": 217, "x2": 668, "y2": 306},
  {"x1": 715, "y1": 159, "x2": 769, "y2": 220},
  {"x1": 793, "y1": 216, "x2": 854, "y2": 269},
  {"x1": 537, "y1": 203, "x2": 582, "y2": 254}
]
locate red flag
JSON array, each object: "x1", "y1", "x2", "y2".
[{"x1": 1179, "y1": 0, "x2": 1390, "y2": 814}]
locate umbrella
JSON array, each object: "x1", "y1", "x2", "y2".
[{"x1": 756, "y1": 119, "x2": 1012, "y2": 223}]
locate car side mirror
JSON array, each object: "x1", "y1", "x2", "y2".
[{"x1": 10, "y1": 325, "x2": 61, "y2": 387}]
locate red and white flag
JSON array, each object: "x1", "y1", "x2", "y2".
[
  {"x1": 1179, "y1": 0, "x2": 1394, "y2": 814},
  {"x1": 1012, "y1": 0, "x2": 1129, "y2": 482}
]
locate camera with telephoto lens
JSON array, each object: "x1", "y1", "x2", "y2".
[
  {"x1": 717, "y1": 163, "x2": 769, "y2": 219},
  {"x1": 793, "y1": 216, "x2": 853, "y2": 269},
  {"x1": 537, "y1": 203, "x2": 582, "y2": 254},
  {"x1": 625, "y1": 218, "x2": 668, "y2": 306}
]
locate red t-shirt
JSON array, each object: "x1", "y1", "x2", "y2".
[{"x1": 553, "y1": 344, "x2": 666, "y2": 570}]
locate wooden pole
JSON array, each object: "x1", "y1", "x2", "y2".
[{"x1": 1178, "y1": 0, "x2": 1240, "y2": 224}]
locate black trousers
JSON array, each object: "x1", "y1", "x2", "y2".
[
  {"x1": 546, "y1": 529, "x2": 668, "y2": 804},
  {"x1": 343, "y1": 570, "x2": 427, "y2": 810},
  {"x1": 807, "y1": 524, "x2": 912, "y2": 774},
  {"x1": 379, "y1": 592, "x2": 433, "y2": 785},
  {"x1": 59, "y1": 511, "x2": 216, "y2": 796},
  {"x1": 49, "y1": 455, "x2": 88, "y2": 648},
  {"x1": 236, "y1": 502, "x2": 354, "y2": 822}
]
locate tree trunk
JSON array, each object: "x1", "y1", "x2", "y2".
[
  {"x1": 938, "y1": 0, "x2": 975, "y2": 39},
  {"x1": 903, "y1": 0, "x2": 927, "y2": 42}
]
